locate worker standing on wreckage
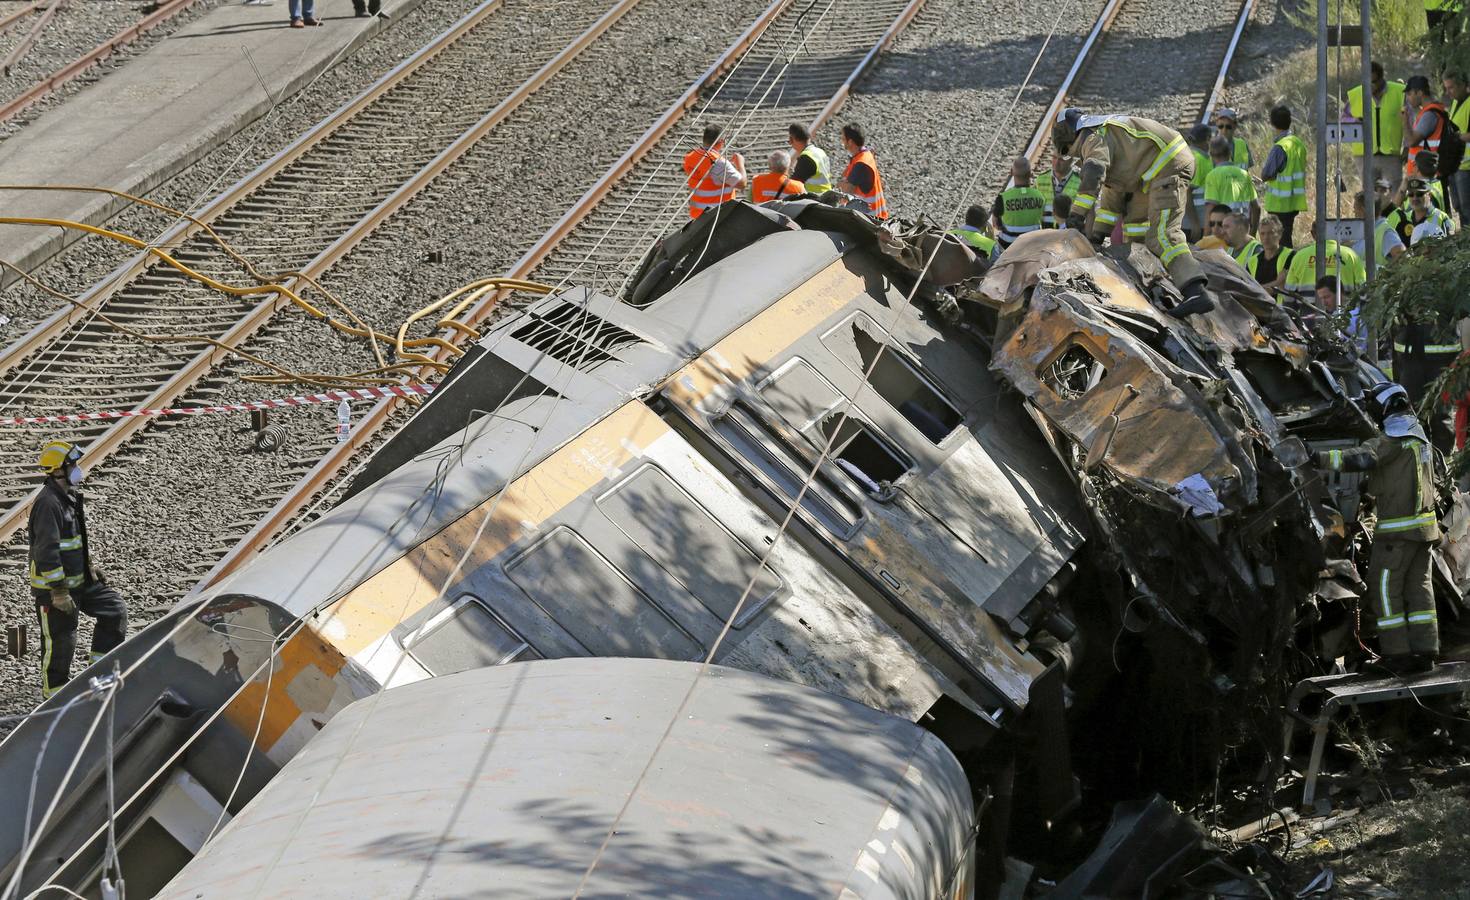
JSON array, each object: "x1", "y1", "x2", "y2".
[
  {"x1": 1052, "y1": 108, "x2": 1215, "y2": 318},
  {"x1": 1318, "y1": 383, "x2": 1441, "y2": 673}
]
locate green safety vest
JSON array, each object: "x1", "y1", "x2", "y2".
[
  {"x1": 996, "y1": 185, "x2": 1046, "y2": 244},
  {"x1": 1346, "y1": 80, "x2": 1407, "y2": 155},
  {"x1": 1204, "y1": 163, "x2": 1256, "y2": 212},
  {"x1": 1264, "y1": 133, "x2": 1307, "y2": 213},
  {"x1": 949, "y1": 226, "x2": 996, "y2": 255},
  {"x1": 1368, "y1": 218, "x2": 1398, "y2": 262},
  {"x1": 1190, "y1": 149, "x2": 1213, "y2": 204},
  {"x1": 1230, "y1": 136, "x2": 1251, "y2": 169},
  {"x1": 798, "y1": 144, "x2": 833, "y2": 193},
  {"x1": 1451, "y1": 96, "x2": 1470, "y2": 171},
  {"x1": 1233, "y1": 238, "x2": 1263, "y2": 276},
  {"x1": 1035, "y1": 170, "x2": 1080, "y2": 227},
  {"x1": 1283, "y1": 240, "x2": 1366, "y2": 294}
]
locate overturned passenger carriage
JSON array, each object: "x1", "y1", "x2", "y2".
[{"x1": 0, "y1": 201, "x2": 1089, "y2": 897}]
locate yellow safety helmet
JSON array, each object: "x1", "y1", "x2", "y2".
[{"x1": 37, "y1": 439, "x2": 82, "y2": 475}]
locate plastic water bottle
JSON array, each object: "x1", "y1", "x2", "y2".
[{"x1": 336, "y1": 399, "x2": 351, "y2": 443}]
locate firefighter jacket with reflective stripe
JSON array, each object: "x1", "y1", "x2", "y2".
[
  {"x1": 28, "y1": 479, "x2": 87, "y2": 591},
  {"x1": 1283, "y1": 240, "x2": 1366, "y2": 295},
  {"x1": 1070, "y1": 117, "x2": 1192, "y2": 216},
  {"x1": 750, "y1": 172, "x2": 804, "y2": 203},
  {"x1": 797, "y1": 144, "x2": 833, "y2": 192},
  {"x1": 1407, "y1": 101, "x2": 1449, "y2": 176},
  {"x1": 1451, "y1": 96, "x2": 1470, "y2": 170},
  {"x1": 843, "y1": 148, "x2": 888, "y2": 219},
  {"x1": 1036, "y1": 169, "x2": 1080, "y2": 226},
  {"x1": 683, "y1": 146, "x2": 740, "y2": 218},
  {"x1": 1346, "y1": 81, "x2": 1407, "y2": 155},
  {"x1": 996, "y1": 185, "x2": 1046, "y2": 244},
  {"x1": 1264, "y1": 133, "x2": 1307, "y2": 213},
  {"x1": 1322, "y1": 432, "x2": 1440, "y2": 542},
  {"x1": 948, "y1": 225, "x2": 996, "y2": 255}
]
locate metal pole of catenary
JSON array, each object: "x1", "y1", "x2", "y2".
[
  {"x1": 1361, "y1": 0, "x2": 1377, "y2": 364},
  {"x1": 1316, "y1": 0, "x2": 1329, "y2": 285}
]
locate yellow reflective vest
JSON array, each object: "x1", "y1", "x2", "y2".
[
  {"x1": 1264, "y1": 133, "x2": 1307, "y2": 213},
  {"x1": 1346, "y1": 81, "x2": 1407, "y2": 155}
]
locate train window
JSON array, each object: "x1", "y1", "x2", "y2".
[
  {"x1": 820, "y1": 413, "x2": 911, "y2": 490},
  {"x1": 758, "y1": 358, "x2": 844, "y2": 432},
  {"x1": 711, "y1": 401, "x2": 864, "y2": 538},
  {"x1": 406, "y1": 595, "x2": 540, "y2": 677},
  {"x1": 505, "y1": 527, "x2": 702, "y2": 659},
  {"x1": 598, "y1": 466, "x2": 781, "y2": 627},
  {"x1": 847, "y1": 322, "x2": 962, "y2": 443}
]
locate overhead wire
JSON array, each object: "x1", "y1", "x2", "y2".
[{"x1": 574, "y1": 0, "x2": 1081, "y2": 888}]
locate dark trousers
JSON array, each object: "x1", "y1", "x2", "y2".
[
  {"x1": 1369, "y1": 539, "x2": 1438, "y2": 657},
  {"x1": 34, "y1": 582, "x2": 127, "y2": 698},
  {"x1": 1275, "y1": 211, "x2": 1298, "y2": 248}
]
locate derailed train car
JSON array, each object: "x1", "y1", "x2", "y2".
[{"x1": 0, "y1": 202, "x2": 1091, "y2": 897}]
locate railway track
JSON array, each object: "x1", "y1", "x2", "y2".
[
  {"x1": 0, "y1": 0, "x2": 205, "y2": 127},
  {"x1": 190, "y1": 0, "x2": 930, "y2": 591},
  {"x1": 0, "y1": 0, "x2": 650, "y2": 547}
]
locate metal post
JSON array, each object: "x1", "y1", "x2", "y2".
[
  {"x1": 1316, "y1": 0, "x2": 1329, "y2": 284},
  {"x1": 1361, "y1": 0, "x2": 1376, "y2": 363}
]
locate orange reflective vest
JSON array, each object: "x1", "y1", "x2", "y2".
[
  {"x1": 1406, "y1": 101, "x2": 1448, "y2": 178},
  {"x1": 750, "y1": 172, "x2": 805, "y2": 203},
  {"x1": 683, "y1": 147, "x2": 739, "y2": 218},
  {"x1": 843, "y1": 147, "x2": 888, "y2": 219}
]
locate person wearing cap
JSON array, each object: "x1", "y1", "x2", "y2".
[
  {"x1": 1345, "y1": 61, "x2": 1408, "y2": 194},
  {"x1": 1212, "y1": 108, "x2": 1252, "y2": 170},
  {"x1": 28, "y1": 440, "x2": 127, "y2": 698},
  {"x1": 1317, "y1": 382, "x2": 1441, "y2": 673},
  {"x1": 1052, "y1": 108, "x2": 1215, "y2": 317},
  {"x1": 1260, "y1": 105, "x2": 1307, "y2": 247},
  {"x1": 1351, "y1": 190, "x2": 1406, "y2": 264},
  {"x1": 1407, "y1": 177, "x2": 1457, "y2": 246},
  {"x1": 1185, "y1": 124, "x2": 1214, "y2": 241},
  {"x1": 1444, "y1": 72, "x2": 1470, "y2": 223},
  {"x1": 1404, "y1": 75, "x2": 1450, "y2": 184}
]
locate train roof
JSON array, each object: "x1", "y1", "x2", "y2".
[{"x1": 155, "y1": 657, "x2": 975, "y2": 899}]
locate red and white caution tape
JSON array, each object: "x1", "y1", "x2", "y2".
[{"x1": 0, "y1": 384, "x2": 435, "y2": 427}]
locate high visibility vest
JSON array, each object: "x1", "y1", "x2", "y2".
[
  {"x1": 750, "y1": 172, "x2": 805, "y2": 203},
  {"x1": 1264, "y1": 133, "x2": 1307, "y2": 213},
  {"x1": 1451, "y1": 96, "x2": 1470, "y2": 171},
  {"x1": 1190, "y1": 149, "x2": 1212, "y2": 206},
  {"x1": 1203, "y1": 164, "x2": 1256, "y2": 213},
  {"x1": 996, "y1": 185, "x2": 1046, "y2": 245},
  {"x1": 1283, "y1": 240, "x2": 1366, "y2": 295},
  {"x1": 1425, "y1": 0, "x2": 1458, "y2": 10},
  {"x1": 1346, "y1": 80, "x2": 1406, "y2": 155},
  {"x1": 1230, "y1": 136, "x2": 1251, "y2": 169},
  {"x1": 843, "y1": 148, "x2": 888, "y2": 219},
  {"x1": 1412, "y1": 207, "x2": 1456, "y2": 244},
  {"x1": 949, "y1": 225, "x2": 996, "y2": 256},
  {"x1": 797, "y1": 144, "x2": 833, "y2": 193},
  {"x1": 1233, "y1": 238, "x2": 1263, "y2": 275},
  {"x1": 1036, "y1": 170, "x2": 1080, "y2": 227},
  {"x1": 1369, "y1": 218, "x2": 1398, "y2": 262},
  {"x1": 1406, "y1": 101, "x2": 1449, "y2": 177},
  {"x1": 683, "y1": 146, "x2": 740, "y2": 218}
]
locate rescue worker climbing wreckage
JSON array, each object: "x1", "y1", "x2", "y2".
[
  {"x1": 28, "y1": 440, "x2": 127, "y2": 698},
  {"x1": 1052, "y1": 107, "x2": 1216, "y2": 317},
  {"x1": 1318, "y1": 384, "x2": 1441, "y2": 673}
]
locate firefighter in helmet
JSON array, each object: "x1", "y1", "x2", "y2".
[
  {"x1": 1052, "y1": 107, "x2": 1215, "y2": 318},
  {"x1": 28, "y1": 440, "x2": 127, "y2": 697}
]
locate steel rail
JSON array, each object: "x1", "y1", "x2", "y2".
[
  {"x1": 193, "y1": 0, "x2": 935, "y2": 590},
  {"x1": 0, "y1": 0, "x2": 60, "y2": 77},
  {"x1": 0, "y1": 0, "x2": 643, "y2": 547},
  {"x1": 0, "y1": 0, "x2": 506, "y2": 381},
  {"x1": 0, "y1": 2, "x2": 45, "y2": 40},
  {"x1": 805, "y1": 0, "x2": 925, "y2": 132},
  {"x1": 1019, "y1": 0, "x2": 1124, "y2": 170},
  {"x1": 1199, "y1": 0, "x2": 1257, "y2": 124},
  {"x1": 0, "y1": 0, "x2": 204, "y2": 123}
]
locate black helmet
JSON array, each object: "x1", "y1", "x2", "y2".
[
  {"x1": 1365, "y1": 382, "x2": 1410, "y2": 422},
  {"x1": 1052, "y1": 107, "x2": 1085, "y2": 156}
]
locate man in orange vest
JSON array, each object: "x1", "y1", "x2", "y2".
[
  {"x1": 1405, "y1": 75, "x2": 1449, "y2": 184},
  {"x1": 749, "y1": 150, "x2": 806, "y2": 203},
  {"x1": 837, "y1": 123, "x2": 888, "y2": 219},
  {"x1": 682, "y1": 125, "x2": 746, "y2": 219}
]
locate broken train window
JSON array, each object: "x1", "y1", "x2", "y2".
[
  {"x1": 818, "y1": 411, "x2": 913, "y2": 492},
  {"x1": 821, "y1": 313, "x2": 963, "y2": 444},
  {"x1": 1040, "y1": 341, "x2": 1108, "y2": 401}
]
